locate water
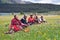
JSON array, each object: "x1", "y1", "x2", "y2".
[
  {"x1": 0, "y1": 13, "x2": 20, "y2": 16},
  {"x1": 0, "y1": 13, "x2": 11, "y2": 16}
]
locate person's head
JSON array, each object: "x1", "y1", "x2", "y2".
[
  {"x1": 34, "y1": 13, "x2": 38, "y2": 19},
  {"x1": 41, "y1": 16, "x2": 43, "y2": 18},
  {"x1": 14, "y1": 15, "x2": 18, "y2": 19},
  {"x1": 30, "y1": 14, "x2": 33, "y2": 18},
  {"x1": 24, "y1": 15, "x2": 27, "y2": 19}
]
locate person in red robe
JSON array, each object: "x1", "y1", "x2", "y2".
[
  {"x1": 28, "y1": 14, "x2": 35, "y2": 25},
  {"x1": 5, "y1": 15, "x2": 22, "y2": 34}
]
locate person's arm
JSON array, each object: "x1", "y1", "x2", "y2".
[
  {"x1": 28, "y1": 18, "x2": 30, "y2": 23},
  {"x1": 11, "y1": 19, "x2": 14, "y2": 25},
  {"x1": 20, "y1": 19, "x2": 23, "y2": 23}
]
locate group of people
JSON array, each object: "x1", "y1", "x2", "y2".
[{"x1": 5, "y1": 14, "x2": 46, "y2": 34}]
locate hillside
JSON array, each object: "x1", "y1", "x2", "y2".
[
  {"x1": 0, "y1": 0, "x2": 32, "y2": 4},
  {"x1": 0, "y1": 4, "x2": 60, "y2": 13}
]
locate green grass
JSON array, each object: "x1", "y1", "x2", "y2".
[{"x1": 0, "y1": 15, "x2": 60, "y2": 40}]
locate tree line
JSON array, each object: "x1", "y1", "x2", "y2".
[{"x1": 0, "y1": 3, "x2": 60, "y2": 13}]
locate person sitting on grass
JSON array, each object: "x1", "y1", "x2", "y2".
[
  {"x1": 34, "y1": 14, "x2": 39, "y2": 24},
  {"x1": 5, "y1": 15, "x2": 22, "y2": 34},
  {"x1": 5, "y1": 15, "x2": 28, "y2": 34},
  {"x1": 20, "y1": 15, "x2": 29, "y2": 29},
  {"x1": 21, "y1": 15, "x2": 28, "y2": 24},
  {"x1": 39, "y1": 16, "x2": 46, "y2": 23},
  {"x1": 28, "y1": 14, "x2": 35, "y2": 25}
]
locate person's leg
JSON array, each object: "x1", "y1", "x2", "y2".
[
  {"x1": 5, "y1": 29, "x2": 14, "y2": 34},
  {"x1": 22, "y1": 24, "x2": 28, "y2": 29},
  {"x1": 5, "y1": 27, "x2": 14, "y2": 34},
  {"x1": 35, "y1": 20, "x2": 39, "y2": 23}
]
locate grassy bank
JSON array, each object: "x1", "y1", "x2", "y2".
[{"x1": 0, "y1": 15, "x2": 60, "y2": 40}]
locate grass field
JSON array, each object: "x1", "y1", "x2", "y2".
[{"x1": 0, "y1": 15, "x2": 60, "y2": 40}]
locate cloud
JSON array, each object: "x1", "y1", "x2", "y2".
[
  {"x1": 53, "y1": 2, "x2": 60, "y2": 5},
  {"x1": 23, "y1": 0, "x2": 52, "y2": 3},
  {"x1": 23, "y1": 0, "x2": 60, "y2": 4},
  {"x1": 35, "y1": 0, "x2": 52, "y2": 3}
]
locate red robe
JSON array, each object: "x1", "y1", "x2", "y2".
[
  {"x1": 10, "y1": 18, "x2": 21, "y2": 32},
  {"x1": 28, "y1": 17, "x2": 34, "y2": 23}
]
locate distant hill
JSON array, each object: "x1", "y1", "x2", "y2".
[
  {"x1": 0, "y1": 0, "x2": 32, "y2": 4},
  {"x1": 0, "y1": 3, "x2": 60, "y2": 13}
]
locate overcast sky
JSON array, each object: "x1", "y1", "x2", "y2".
[{"x1": 22, "y1": 0, "x2": 60, "y2": 5}]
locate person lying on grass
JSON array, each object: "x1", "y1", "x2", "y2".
[
  {"x1": 5, "y1": 15, "x2": 28, "y2": 34},
  {"x1": 28, "y1": 14, "x2": 35, "y2": 25}
]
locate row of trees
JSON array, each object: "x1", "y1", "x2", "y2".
[
  {"x1": 0, "y1": 4, "x2": 60, "y2": 13},
  {"x1": 11, "y1": 12, "x2": 24, "y2": 15}
]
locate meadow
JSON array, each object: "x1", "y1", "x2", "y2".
[{"x1": 0, "y1": 15, "x2": 60, "y2": 40}]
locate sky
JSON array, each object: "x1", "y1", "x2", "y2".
[{"x1": 22, "y1": 0, "x2": 60, "y2": 5}]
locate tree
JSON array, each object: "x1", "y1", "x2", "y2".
[
  {"x1": 11, "y1": 13, "x2": 14, "y2": 15},
  {"x1": 20, "y1": 11, "x2": 24, "y2": 15}
]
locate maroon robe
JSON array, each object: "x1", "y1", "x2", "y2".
[{"x1": 10, "y1": 18, "x2": 21, "y2": 32}]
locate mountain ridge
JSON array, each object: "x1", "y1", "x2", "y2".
[
  {"x1": 0, "y1": 0, "x2": 32, "y2": 4},
  {"x1": 0, "y1": 3, "x2": 60, "y2": 13}
]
